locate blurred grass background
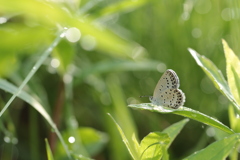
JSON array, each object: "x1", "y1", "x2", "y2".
[{"x1": 0, "y1": 0, "x2": 239, "y2": 159}]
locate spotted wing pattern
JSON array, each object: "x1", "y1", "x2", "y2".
[
  {"x1": 150, "y1": 69, "x2": 185, "y2": 109},
  {"x1": 150, "y1": 88, "x2": 185, "y2": 109}
]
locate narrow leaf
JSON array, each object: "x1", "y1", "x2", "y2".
[
  {"x1": 188, "y1": 48, "x2": 240, "y2": 110},
  {"x1": 222, "y1": 39, "x2": 240, "y2": 105},
  {"x1": 108, "y1": 113, "x2": 140, "y2": 160},
  {"x1": 45, "y1": 139, "x2": 54, "y2": 160},
  {"x1": 128, "y1": 104, "x2": 234, "y2": 135},
  {"x1": 228, "y1": 104, "x2": 240, "y2": 133},
  {"x1": 0, "y1": 79, "x2": 71, "y2": 158},
  {"x1": 183, "y1": 133, "x2": 240, "y2": 160}
]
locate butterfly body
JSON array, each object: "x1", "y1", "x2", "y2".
[{"x1": 150, "y1": 69, "x2": 185, "y2": 109}]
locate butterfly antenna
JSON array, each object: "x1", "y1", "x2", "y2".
[{"x1": 139, "y1": 95, "x2": 151, "y2": 98}]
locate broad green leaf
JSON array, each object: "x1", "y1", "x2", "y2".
[
  {"x1": 222, "y1": 39, "x2": 240, "y2": 105},
  {"x1": 108, "y1": 113, "x2": 140, "y2": 160},
  {"x1": 139, "y1": 132, "x2": 170, "y2": 160},
  {"x1": 183, "y1": 133, "x2": 240, "y2": 160},
  {"x1": 188, "y1": 48, "x2": 240, "y2": 110},
  {"x1": 45, "y1": 139, "x2": 54, "y2": 160},
  {"x1": 162, "y1": 119, "x2": 189, "y2": 148},
  {"x1": 128, "y1": 103, "x2": 234, "y2": 135}
]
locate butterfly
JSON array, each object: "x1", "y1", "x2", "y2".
[{"x1": 149, "y1": 69, "x2": 185, "y2": 109}]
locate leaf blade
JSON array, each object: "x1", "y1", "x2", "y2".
[
  {"x1": 128, "y1": 103, "x2": 234, "y2": 135},
  {"x1": 188, "y1": 48, "x2": 240, "y2": 110},
  {"x1": 183, "y1": 133, "x2": 240, "y2": 160},
  {"x1": 139, "y1": 132, "x2": 170, "y2": 160},
  {"x1": 222, "y1": 39, "x2": 240, "y2": 105}
]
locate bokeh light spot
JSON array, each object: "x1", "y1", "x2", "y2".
[
  {"x1": 66, "y1": 27, "x2": 81, "y2": 43},
  {"x1": 80, "y1": 35, "x2": 97, "y2": 51},
  {"x1": 218, "y1": 95, "x2": 228, "y2": 105},
  {"x1": 63, "y1": 74, "x2": 73, "y2": 84},
  {"x1": 68, "y1": 136, "x2": 75, "y2": 144},
  {"x1": 4, "y1": 136, "x2": 11, "y2": 143},
  {"x1": 12, "y1": 137, "x2": 18, "y2": 144},
  {"x1": 50, "y1": 58, "x2": 60, "y2": 68},
  {"x1": 192, "y1": 28, "x2": 202, "y2": 38},
  {"x1": 194, "y1": 0, "x2": 212, "y2": 14},
  {"x1": 157, "y1": 63, "x2": 167, "y2": 73},
  {"x1": 206, "y1": 127, "x2": 215, "y2": 137},
  {"x1": 0, "y1": 17, "x2": 7, "y2": 24},
  {"x1": 221, "y1": 8, "x2": 232, "y2": 21}
]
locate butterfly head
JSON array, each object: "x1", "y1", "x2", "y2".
[{"x1": 149, "y1": 96, "x2": 153, "y2": 101}]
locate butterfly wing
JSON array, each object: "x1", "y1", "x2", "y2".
[
  {"x1": 153, "y1": 69, "x2": 180, "y2": 98},
  {"x1": 151, "y1": 88, "x2": 185, "y2": 109}
]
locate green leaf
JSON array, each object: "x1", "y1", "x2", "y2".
[
  {"x1": 108, "y1": 113, "x2": 140, "y2": 160},
  {"x1": 162, "y1": 119, "x2": 189, "y2": 148},
  {"x1": 228, "y1": 104, "x2": 240, "y2": 133},
  {"x1": 183, "y1": 133, "x2": 240, "y2": 160},
  {"x1": 188, "y1": 48, "x2": 240, "y2": 110},
  {"x1": 139, "y1": 132, "x2": 170, "y2": 160},
  {"x1": 222, "y1": 39, "x2": 240, "y2": 105},
  {"x1": 45, "y1": 139, "x2": 54, "y2": 160},
  {"x1": 132, "y1": 133, "x2": 140, "y2": 152},
  {"x1": 128, "y1": 103, "x2": 234, "y2": 135}
]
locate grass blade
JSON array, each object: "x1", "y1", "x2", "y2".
[
  {"x1": 0, "y1": 30, "x2": 64, "y2": 118},
  {"x1": 222, "y1": 39, "x2": 240, "y2": 105},
  {"x1": 0, "y1": 79, "x2": 71, "y2": 158},
  {"x1": 108, "y1": 113, "x2": 140, "y2": 160},
  {"x1": 45, "y1": 139, "x2": 54, "y2": 160}
]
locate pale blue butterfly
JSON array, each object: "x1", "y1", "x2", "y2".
[{"x1": 149, "y1": 69, "x2": 185, "y2": 109}]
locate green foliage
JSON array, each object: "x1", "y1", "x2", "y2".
[
  {"x1": 139, "y1": 132, "x2": 170, "y2": 160},
  {"x1": 183, "y1": 133, "x2": 240, "y2": 160},
  {"x1": 45, "y1": 139, "x2": 54, "y2": 160},
  {"x1": 109, "y1": 114, "x2": 189, "y2": 160},
  {"x1": 1, "y1": 0, "x2": 240, "y2": 159}
]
